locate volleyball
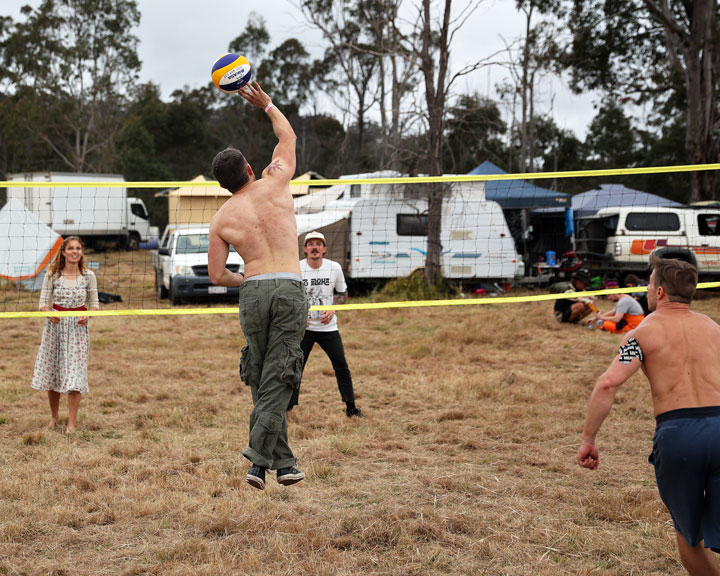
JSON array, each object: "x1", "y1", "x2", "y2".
[{"x1": 211, "y1": 53, "x2": 252, "y2": 93}]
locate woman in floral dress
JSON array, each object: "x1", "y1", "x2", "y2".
[{"x1": 32, "y1": 236, "x2": 99, "y2": 433}]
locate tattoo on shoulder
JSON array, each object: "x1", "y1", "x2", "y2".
[
  {"x1": 266, "y1": 160, "x2": 283, "y2": 173},
  {"x1": 618, "y1": 337, "x2": 644, "y2": 364}
]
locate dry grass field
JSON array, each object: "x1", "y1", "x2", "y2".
[{"x1": 2, "y1": 250, "x2": 720, "y2": 575}]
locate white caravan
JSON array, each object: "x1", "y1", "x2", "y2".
[{"x1": 294, "y1": 180, "x2": 524, "y2": 281}]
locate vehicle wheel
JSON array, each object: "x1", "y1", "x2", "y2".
[
  {"x1": 126, "y1": 233, "x2": 140, "y2": 251},
  {"x1": 169, "y1": 280, "x2": 181, "y2": 306},
  {"x1": 156, "y1": 271, "x2": 168, "y2": 299}
]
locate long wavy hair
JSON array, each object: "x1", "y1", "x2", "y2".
[{"x1": 48, "y1": 236, "x2": 87, "y2": 278}]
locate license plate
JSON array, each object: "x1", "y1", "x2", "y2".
[{"x1": 208, "y1": 286, "x2": 227, "y2": 294}]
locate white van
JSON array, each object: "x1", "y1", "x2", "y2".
[{"x1": 577, "y1": 206, "x2": 720, "y2": 277}]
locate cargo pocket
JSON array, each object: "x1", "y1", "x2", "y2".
[
  {"x1": 275, "y1": 295, "x2": 308, "y2": 334},
  {"x1": 239, "y1": 297, "x2": 262, "y2": 335},
  {"x1": 280, "y1": 342, "x2": 304, "y2": 389},
  {"x1": 239, "y1": 345, "x2": 251, "y2": 386}
]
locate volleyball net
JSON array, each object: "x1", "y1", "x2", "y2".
[{"x1": 2, "y1": 164, "x2": 720, "y2": 319}]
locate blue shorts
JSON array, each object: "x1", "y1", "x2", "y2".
[{"x1": 650, "y1": 406, "x2": 720, "y2": 550}]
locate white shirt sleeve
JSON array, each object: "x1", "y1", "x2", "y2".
[
  {"x1": 86, "y1": 271, "x2": 99, "y2": 309},
  {"x1": 38, "y1": 272, "x2": 54, "y2": 309},
  {"x1": 334, "y1": 262, "x2": 347, "y2": 294}
]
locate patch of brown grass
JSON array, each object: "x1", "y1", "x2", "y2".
[{"x1": 2, "y1": 276, "x2": 718, "y2": 574}]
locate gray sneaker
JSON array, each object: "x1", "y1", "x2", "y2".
[{"x1": 276, "y1": 466, "x2": 305, "y2": 486}]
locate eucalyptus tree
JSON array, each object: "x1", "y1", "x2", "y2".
[
  {"x1": 1, "y1": 0, "x2": 141, "y2": 173},
  {"x1": 562, "y1": 0, "x2": 720, "y2": 201}
]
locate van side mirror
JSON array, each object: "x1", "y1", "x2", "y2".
[{"x1": 159, "y1": 247, "x2": 169, "y2": 256}]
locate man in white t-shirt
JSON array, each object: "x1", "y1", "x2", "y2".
[{"x1": 288, "y1": 231, "x2": 362, "y2": 417}]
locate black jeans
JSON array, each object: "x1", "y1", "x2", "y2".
[{"x1": 288, "y1": 329, "x2": 355, "y2": 409}]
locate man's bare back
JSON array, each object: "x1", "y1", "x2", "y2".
[
  {"x1": 208, "y1": 82, "x2": 301, "y2": 286},
  {"x1": 634, "y1": 304, "x2": 720, "y2": 415},
  {"x1": 212, "y1": 177, "x2": 300, "y2": 279}
]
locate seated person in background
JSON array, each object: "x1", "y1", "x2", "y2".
[
  {"x1": 553, "y1": 270, "x2": 596, "y2": 324},
  {"x1": 593, "y1": 292, "x2": 645, "y2": 333},
  {"x1": 624, "y1": 273, "x2": 650, "y2": 315}
]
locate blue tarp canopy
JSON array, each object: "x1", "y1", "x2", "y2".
[
  {"x1": 468, "y1": 161, "x2": 570, "y2": 209},
  {"x1": 571, "y1": 184, "x2": 684, "y2": 218}
]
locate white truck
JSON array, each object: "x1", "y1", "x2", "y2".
[
  {"x1": 6, "y1": 172, "x2": 151, "y2": 249},
  {"x1": 576, "y1": 206, "x2": 720, "y2": 279},
  {"x1": 151, "y1": 225, "x2": 245, "y2": 305}
]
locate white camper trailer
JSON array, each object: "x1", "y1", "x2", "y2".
[
  {"x1": 294, "y1": 180, "x2": 524, "y2": 281},
  {"x1": 6, "y1": 172, "x2": 151, "y2": 249}
]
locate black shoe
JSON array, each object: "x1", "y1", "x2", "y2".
[
  {"x1": 245, "y1": 465, "x2": 266, "y2": 490},
  {"x1": 276, "y1": 466, "x2": 305, "y2": 486},
  {"x1": 346, "y1": 407, "x2": 363, "y2": 418}
]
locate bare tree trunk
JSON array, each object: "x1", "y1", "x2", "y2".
[
  {"x1": 420, "y1": 0, "x2": 451, "y2": 285},
  {"x1": 520, "y1": 2, "x2": 534, "y2": 173},
  {"x1": 685, "y1": 0, "x2": 719, "y2": 201}
]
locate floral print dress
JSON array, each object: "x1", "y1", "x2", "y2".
[{"x1": 31, "y1": 271, "x2": 99, "y2": 394}]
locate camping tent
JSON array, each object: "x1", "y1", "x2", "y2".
[
  {"x1": 468, "y1": 161, "x2": 569, "y2": 208},
  {"x1": 0, "y1": 198, "x2": 62, "y2": 290},
  {"x1": 570, "y1": 184, "x2": 684, "y2": 218},
  {"x1": 163, "y1": 175, "x2": 231, "y2": 226}
]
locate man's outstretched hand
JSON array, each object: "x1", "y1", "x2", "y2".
[{"x1": 239, "y1": 82, "x2": 272, "y2": 109}]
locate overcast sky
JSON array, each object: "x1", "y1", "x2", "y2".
[{"x1": 4, "y1": 0, "x2": 598, "y2": 137}]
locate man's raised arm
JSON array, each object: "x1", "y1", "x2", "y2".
[{"x1": 238, "y1": 82, "x2": 296, "y2": 180}]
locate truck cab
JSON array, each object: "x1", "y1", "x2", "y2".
[{"x1": 152, "y1": 225, "x2": 244, "y2": 305}]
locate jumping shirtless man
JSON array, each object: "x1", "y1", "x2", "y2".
[
  {"x1": 208, "y1": 82, "x2": 308, "y2": 490},
  {"x1": 577, "y1": 254, "x2": 720, "y2": 575}
]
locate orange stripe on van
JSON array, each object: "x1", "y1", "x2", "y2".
[
  {"x1": 631, "y1": 239, "x2": 654, "y2": 255},
  {"x1": 0, "y1": 236, "x2": 63, "y2": 281}
]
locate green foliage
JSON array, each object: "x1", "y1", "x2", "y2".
[
  {"x1": 1, "y1": 0, "x2": 141, "y2": 172},
  {"x1": 444, "y1": 94, "x2": 506, "y2": 173},
  {"x1": 584, "y1": 100, "x2": 637, "y2": 169}
]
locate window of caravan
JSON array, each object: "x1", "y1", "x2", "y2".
[
  {"x1": 625, "y1": 212, "x2": 680, "y2": 232},
  {"x1": 397, "y1": 214, "x2": 428, "y2": 236},
  {"x1": 698, "y1": 214, "x2": 720, "y2": 236}
]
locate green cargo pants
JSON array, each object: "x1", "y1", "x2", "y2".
[{"x1": 238, "y1": 276, "x2": 308, "y2": 470}]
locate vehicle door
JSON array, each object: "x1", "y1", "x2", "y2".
[
  {"x1": 128, "y1": 199, "x2": 150, "y2": 237},
  {"x1": 692, "y1": 211, "x2": 720, "y2": 273}
]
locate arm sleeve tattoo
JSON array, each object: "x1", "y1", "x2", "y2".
[{"x1": 618, "y1": 337, "x2": 644, "y2": 364}]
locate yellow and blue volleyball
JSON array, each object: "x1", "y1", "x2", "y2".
[{"x1": 211, "y1": 53, "x2": 252, "y2": 93}]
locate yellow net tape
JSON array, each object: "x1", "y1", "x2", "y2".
[
  {"x1": 1, "y1": 162, "x2": 720, "y2": 189},
  {"x1": 2, "y1": 284, "x2": 719, "y2": 319},
  {"x1": 2, "y1": 163, "x2": 719, "y2": 320}
]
